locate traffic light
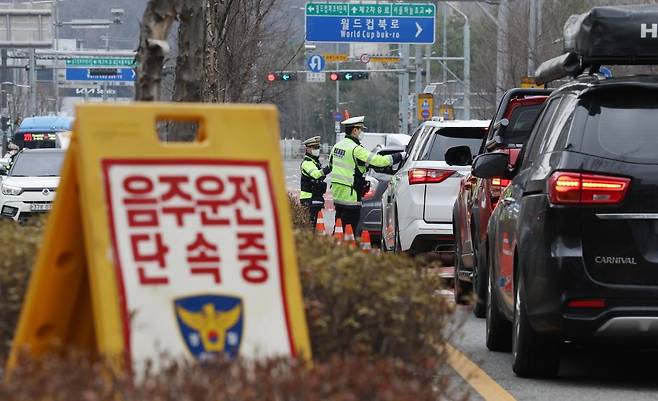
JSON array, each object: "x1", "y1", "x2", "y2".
[
  {"x1": 265, "y1": 72, "x2": 297, "y2": 82},
  {"x1": 328, "y1": 71, "x2": 369, "y2": 81},
  {"x1": 0, "y1": 116, "x2": 9, "y2": 133}
]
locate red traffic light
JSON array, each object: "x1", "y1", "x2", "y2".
[
  {"x1": 266, "y1": 73, "x2": 277, "y2": 82},
  {"x1": 329, "y1": 72, "x2": 339, "y2": 81}
]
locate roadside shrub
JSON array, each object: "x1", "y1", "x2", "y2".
[
  {"x1": 0, "y1": 353, "x2": 450, "y2": 401},
  {"x1": 0, "y1": 218, "x2": 44, "y2": 358},
  {"x1": 0, "y1": 203, "x2": 457, "y2": 399},
  {"x1": 297, "y1": 232, "x2": 452, "y2": 361},
  {"x1": 288, "y1": 193, "x2": 310, "y2": 229}
]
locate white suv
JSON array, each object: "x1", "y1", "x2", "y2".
[
  {"x1": 381, "y1": 119, "x2": 489, "y2": 255},
  {"x1": 0, "y1": 149, "x2": 65, "y2": 222}
]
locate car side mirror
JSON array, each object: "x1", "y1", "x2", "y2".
[
  {"x1": 494, "y1": 118, "x2": 510, "y2": 130},
  {"x1": 471, "y1": 153, "x2": 510, "y2": 179},
  {"x1": 444, "y1": 145, "x2": 473, "y2": 166}
]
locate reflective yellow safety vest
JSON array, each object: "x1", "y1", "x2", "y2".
[
  {"x1": 329, "y1": 136, "x2": 394, "y2": 207},
  {"x1": 300, "y1": 154, "x2": 326, "y2": 201}
]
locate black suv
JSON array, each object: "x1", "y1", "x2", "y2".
[{"x1": 476, "y1": 75, "x2": 658, "y2": 377}]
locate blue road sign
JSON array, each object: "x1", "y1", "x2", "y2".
[
  {"x1": 306, "y1": 54, "x2": 326, "y2": 72},
  {"x1": 305, "y1": 2, "x2": 436, "y2": 44},
  {"x1": 65, "y1": 67, "x2": 136, "y2": 82}
]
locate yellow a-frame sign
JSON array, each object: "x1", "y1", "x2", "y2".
[{"x1": 7, "y1": 103, "x2": 311, "y2": 371}]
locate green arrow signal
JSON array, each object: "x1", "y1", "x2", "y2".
[
  {"x1": 282, "y1": 74, "x2": 290, "y2": 80},
  {"x1": 345, "y1": 73, "x2": 353, "y2": 80}
]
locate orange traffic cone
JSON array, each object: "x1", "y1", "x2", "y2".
[
  {"x1": 333, "y1": 218, "x2": 344, "y2": 242},
  {"x1": 315, "y1": 210, "x2": 326, "y2": 236},
  {"x1": 344, "y1": 224, "x2": 356, "y2": 248},
  {"x1": 359, "y1": 230, "x2": 372, "y2": 252}
]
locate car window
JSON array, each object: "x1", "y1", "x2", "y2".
[
  {"x1": 578, "y1": 90, "x2": 658, "y2": 163},
  {"x1": 408, "y1": 125, "x2": 434, "y2": 161},
  {"x1": 405, "y1": 125, "x2": 424, "y2": 154},
  {"x1": 9, "y1": 152, "x2": 65, "y2": 177},
  {"x1": 502, "y1": 104, "x2": 544, "y2": 145},
  {"x1": 521, "y1": 97, "x2": 561, "y2": 169},
  {"x1": 419, "y1": 127, "x2": 486, "y2": 162},
  {"x1": 539, "y1": 95, "x2": 577, "y2": 154}
]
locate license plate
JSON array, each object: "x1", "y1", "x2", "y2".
[{"x1": 30, "y1": 203, "x2": 52, "y2": 211}]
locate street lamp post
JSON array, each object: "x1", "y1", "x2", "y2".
[{"x1": 445, "y1": 2, "x2": 470, "y2": 120}]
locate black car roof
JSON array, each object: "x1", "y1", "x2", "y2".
[{"x1": 551, "y1": 75, "x2": 658, "y2": 98}]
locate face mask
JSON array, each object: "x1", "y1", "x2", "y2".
[{"x1": 311, "y1": 149, "x2": 320, "y2": 157}]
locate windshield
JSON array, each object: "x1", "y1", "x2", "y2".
[
  {"x1": 9, "y1": 151, "x2": 65, "y2": 177},
  {"x1": 578, "y1": 91, "x2": 658, "y2": 164},
  {"x1": 420, "y1": 127, "x2": 486, "y2": 162}
]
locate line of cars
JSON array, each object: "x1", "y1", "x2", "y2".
[
  {"x1": 444, "y1": 4, "x2": 658, "y2": 378},
  {"x1": 358, "y1": 3, "x2": 658, "y2": 381}
]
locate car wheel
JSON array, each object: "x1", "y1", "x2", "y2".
[
  {"x1": 486, "y1": 266, "x2": 512, "y2": 352},
  {"x1": 512, "y1": 275, "x2": 560, "y2": 378},
  {"x1": 472, "y1": 241, "x2": 487, "y2": 318}
]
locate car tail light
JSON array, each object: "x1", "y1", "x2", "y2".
[
  {"x1": 566, "y1": 299, "x2": 606, "y2": 309},
  {"x1": 490, "y1": 177, "x2": 511, "y2": 199},
  {"x1": 548, "y1": 172, "x2": 630, "y2": 205},
  {"x1": 408, "y1": 168, "x2": 454, "y2": 185}
]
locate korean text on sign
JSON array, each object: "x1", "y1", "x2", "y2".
[{"x1": 103, "y1": 160, "x2": 291, "y2": 360}]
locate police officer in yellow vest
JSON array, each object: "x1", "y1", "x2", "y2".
[
  {"x1": 300, "y1": 135, "x2": 330, "y2": 229},
  {"x1": 329, "y1": 116, "x2": 404, "y2": 233}
]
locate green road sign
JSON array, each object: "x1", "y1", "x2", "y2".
[
  {"x1": 305, "y1": 2, "x2": 435, "y2": 17},
  {"x1": 66, "y1": 57, "x2": 136, "y2": 67}
]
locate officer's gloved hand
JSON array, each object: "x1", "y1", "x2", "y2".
[
  {"x1": 391, "y1": 152, "x2": 405, "y2": 164},
  {"x1": 322, "y1": 165, "x2": 331, "y2": 175}
]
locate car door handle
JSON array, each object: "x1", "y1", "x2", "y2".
[{"x1": 501, "y1": 197, "x2": 515, "y2": 206}]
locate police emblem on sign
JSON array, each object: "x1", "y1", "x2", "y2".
[{"x1": 174, "y1": 294, "x2": 243, "y2": 359}]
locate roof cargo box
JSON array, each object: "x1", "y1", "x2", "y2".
[{"x1": 564, "y1": 5, "x2": 658, "y2": 64}]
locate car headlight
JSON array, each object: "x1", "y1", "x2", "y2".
[{"x1": 1, "y1": 184, "x2": 22, "y2": 196}]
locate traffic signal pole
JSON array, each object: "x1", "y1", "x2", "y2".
[{"x1": 335, "y1": 43, "x2": 340, "y2": 139}]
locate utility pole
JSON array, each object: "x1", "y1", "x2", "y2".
[
  {"x1": 29, "y1": 49, "x2": 36, "y2": 116},
  {"x1": 102, "y1": 32, "x2": 110, "y2": 101},
  {"x1": 53, "y1": 0, "x2": 60, "y2": 113},
  {"x1": 1, "y1": 50, "x2": 7, "y2": 114},
  {"x1": 335, "y1": 43, "x2": 340, "y2": 141},
  {"x1": 414, "y1": 45, "x2": 422, "y2": 126},
  {"x1": 528, "y1": 0, "x2": 538, "y2": 76},
  {"x1": 496, "y1": 0, "x2": 510, "y2": 102},
  {"x1": 445, "y1": 2, "x2": 470, "y2": 119},
  {"x1": 442, "y1": 1, "x2": 447, "y2": 87},
  {"x1": 425, "y1": 45, "x2": 431, "y2": 86},
  {"x1": 398, "y1": 44, "x2": 410, "y2": 135},
  {"x1": 463, "y1": 14, "x2": 470, "y2": 119}
]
